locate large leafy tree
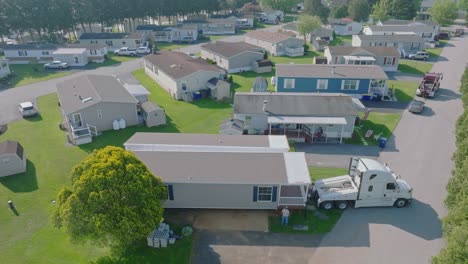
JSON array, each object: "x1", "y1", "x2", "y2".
[
  {"x1": 304, "y1": 0, "x2": 330, "y2": 22},
  {"x1": 389, "y1": 0, "x2": 417, "y2": 20},
  {"x1": 297, "y1": 14, "x2": 322, "y2": 43},
  {"x1": 53, "y1": 146, "x2": 167, "y2": 250},
  {"x1": 260, "y1": 0, "x2": 300, "y2": 13},
  {"x1": 430, "y1": 0, "x2": 458, "y2": 26},
  {"x1": 348, "y1": 0, "x2": 370, "y2": 22},
  {"x1": 330, "y1": 5, "x2": 349, "y2": 19},
  {"x1": 371, "y1": 0, "x2": 391, "y2": 22}
]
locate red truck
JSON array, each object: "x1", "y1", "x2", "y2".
[{"x1": 416, "y1": 73, "x2": 443, "y2": 98}]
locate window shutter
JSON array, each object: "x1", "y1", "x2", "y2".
[
  {"x1": 392, "y1": 57, "x2": 396, "y2": 65},
  {"x1": 272, "y1": 186, "x2": 278, "y2": 202},
  {"x1": 383, "y1": 57, "x2": 387, "y2": 65},
  {"x1": 168, "y1": 185, "x2": 174, "y2": 200},
  {"x1": 253, "y1": 186, "x2": 258, "y2": 202}
]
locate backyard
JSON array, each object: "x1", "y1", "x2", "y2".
[
  {"x1": 345, "y1": 112, "x2": 402, "y2": 146},
  {"x1": 268, "y1": 166, "x2": 347, "y2": 234}
]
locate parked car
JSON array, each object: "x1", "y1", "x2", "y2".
[
  {"x1": 137, "y1": 47, "x2": 151, "y2": 55},
  {"x1": 18, "y1": 102, "x2": 38, "y2": 117},
  {"x1": 454, "y1": 29, "x2": 464, "y2": 37},
  {"x1": 114, "y1": 47, "x2": 137, "y2": 56},
  {"x1": 408, "y1": 51, "x2": 429, "y2": 61},
  {"x1": 176, "y1": 36, "x2": 194, "y2": 43},
  {"x1": 435, "y1": 32, "x2": 449, "y2": 41},
  {"x1": 424, "y1": 40, "x2": 439, "y2": 48},
  {"x1": 408, "y1": 100, "x2": 425, "y2": 114},
  {"x1": 263, "y1": 19, "x2": 279, "y2": 25},
  {"x1": 44, "y1": 61, "x2": 69, "y2": 69}
]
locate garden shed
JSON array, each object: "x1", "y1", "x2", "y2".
[
  {"x1": 0, "y1": 140, "x2": 26, "y2": 177},
  {"x1": 141, "y1": 101, "x2": 166, "y2": 127}
]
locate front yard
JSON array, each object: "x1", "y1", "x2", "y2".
[
  {"x1": 398, "y1": 60, "x2": 433, "y2": 75},
  {"x1": 8, "y1": 64, "x2": 73, "y2": 87},
  {"x1": 388, "y1": 80, "x2": 419, "y2": 102},
  {"x1": 345, "y1": 112, "x2": 402, "y2": 146}
]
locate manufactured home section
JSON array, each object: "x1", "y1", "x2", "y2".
[{"x1": 124, "y1": 133, "x2": 290, "y2": 153}]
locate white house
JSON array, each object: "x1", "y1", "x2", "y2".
[
  {"x1": 52, "y1": 48, "x2": 88, "y2": 66},
  {"x1": 0, "y1": 43, "x2": 57, "y2": 64},
  {"x1": 136, "y1": 25, "x2": 198, "y2": 43},
  {"x1": 78, "y1": 32, "x2": 143, "y2": 51},
  {"x1": 329, "y1": 18, "x2": 363, "y2": 35},
  {"x1": 67, "y1": 44, "x2": 108, "y2": 63},
  {"x1": 363, "y1": 24, "x2": 439, "y2": 41},
  {"x1": 143, "y1": 51, "x2": 226, "y2": 100},
  {"x1": 0, "y1": 56, "x2": 10, "y2": 78}
]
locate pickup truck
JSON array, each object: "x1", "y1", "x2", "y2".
[
  {"x1": 311, "y1": 157, "x2": 413, "y2": 210},
  {"x1": 114, "y1": 47, "x2": 137, "y2": 56}
]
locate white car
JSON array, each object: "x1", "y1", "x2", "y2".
[
  {"x1": 137, "y1": 47, "x2": 151, "y2": 55},
  {"x1": 44, "y1": 61, "x2": 69, "y2": 69},
  {"x1": 18, "y1": 102, "x2": 38, "y2": 117}
]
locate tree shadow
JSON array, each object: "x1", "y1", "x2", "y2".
[
  {"x1": 24, "y1": 114, "x2": 43, "y2": 122},
  {"x1": 0, "y1": 160, "x2": 38, "y2": 192},
  {"x1": 190, "y1": 98, "x2": 232, "y2": 110},
  {"x1": 432, "y1": 88, "x2": 461, "y2": 102}
]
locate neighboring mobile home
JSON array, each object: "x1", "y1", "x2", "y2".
[
  {"x1": 136, "y1": 25, "x2": 198, "y2": 43},
  {"x1": 0, "y1": 43, "x2": 57, "y2": 64},
  {"x1": 329, "y1": 18, "x2": 362, "y2": 35},
  {"x1": 200, "y1": 41, "x2": 266, "y2": 73},
  {"x1": 352, "y1": 34, "x2": 426, "y2": 54},
  {"x1": 52, "y1": 48, "x2": 88, "y2": 66},
  {"x1": 67, "y1": 43, "x2": 108, "y2": 63},
  {"x1": 282, "y1": 22, "x2": 334, "y2": 43},
  {"x1": 324, "y1": 46, "x2": 400, "y2": 72},
  {"x1": 245, "y1": 30, "x2": 304, "y2": 57},
  {"x1": 233, "y1": 92, "x2": 359, "y2": 143},
  {"x1": 363, "y1": 25, "x2": 438, "y2": 41},
  {"x1": 143, "y1": 51, "x2": 226, "y2": 101},
  {"x1": 275, "y1": 64, "x2": 389, "y2": 98},
  {"x1": 181, "y1": 19, "x2": 236, "y2": 35},
  {"x1": 56, "y1": 75, "x2": 139, "y2": 145},
  {"x1": 0, "y1": 140, "x2": 27, "y2": 177},
  {"x1": 78, "y1": 32, "x2": 143, "y2": 51}
]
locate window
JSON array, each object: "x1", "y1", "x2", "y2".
[
  {"x1": 18, "y1": 50, "x2": 28, "y2": 56},
  {"x1": 369, "y1": 174, "x2": 377, "y2": 180},
  {"x1": 105, "y1": 40, "x2": 113, "y2": 46},
  {"x1": 135, "y1": 40, "x2": 141, "y2": 45},
  {"x1": 386, "y1": 183, "x2": 396, "y2": 190},
  {"x1": 97, "y1": 109, "x2": 102, "y2": 119},
  {"x1": 368, "y1": 185, "x2": 373, "y2": 192},
  {"x1": 245, "y1": 116, "x2": 252, "y2": 126},
  {"x1": 342, "y1": 80, "x2": 359, "y2": 90},
  {"x1": 42, "y1": 51, "x2": 49, "y2": 55},
  {"x1": 385, "y1": 57, "x2": 393, "y2": 65},
  {"x1": 74, "y1": 57, "x2": 79, "y2": 63},
  {"x1": 91, "y1": 40, "x2": 98, "y2": 44},
  {"x1": 283, "y1": 78, "x2": 295, "y2": 89},
  {"x1": 422, "y1": 33, "x2": 432, "y2": 38},
  {"x1": 258, "y1": 187, "x2": 273, "y2": 201},
  {"x1": 90, "y1": 49, "x2": 97, "y2": 55},
  {"x1": 316, "y1": 79, "x2": 328, "y2": 90}
]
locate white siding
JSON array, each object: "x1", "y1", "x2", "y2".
[
  {"x1": 0, "y1": 153, "x2": 26, "y2": 177},
  {"x1": 79, "y1": 38, "x2": 142, "y2": 51},
  {"x1": 144, "y1": 61, "x2": 179, "y2": 99},
  {"x1": 52, "y1": 53, "x2": 88, "y2": 66},
  {"x1": 3, "y1": 49, "x2": 55, "y2": 64}
]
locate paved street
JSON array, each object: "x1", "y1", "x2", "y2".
[{"x1": 310, "y1": 36, "x2": 466, "y2": 264}]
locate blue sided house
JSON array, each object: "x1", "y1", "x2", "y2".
[{"x1": 275, "y1": 64, "x2": 389, "y2": 99}]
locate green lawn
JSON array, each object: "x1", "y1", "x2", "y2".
[
  {"x1": 87, "y1": 54, "x2": 139, "y2": 68},
  {"x1": 425, "y1": 40, "x2": 447, "y2": 58},
  {"x1": 345, "y1": 112, "x2": 402, "y2": 146},
  {"x1": 388, "y1": 80, "x2": 419, "y2": 102},
  {"x1": 269, "y1": 167, "x2": 345, "y2": 234},
  {"x1": 329, "y1": 35, "x2": 353, "y2": 46},
  {"x1": 231, "y1": 71, "x2": 275, "y2": 93},
  {"x1": 156, "y1": 42, "x2": 190, "y2": 51},
  {"x1": 398, "y1": 60, "x2": 433, "y2": 75},
  {"x1": 9, "y1": 64, "x2": 73, "y2": 87}
]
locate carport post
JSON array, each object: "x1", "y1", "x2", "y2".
[
  {"x1": 340, "y1": 125, "x2": 344, "y2": 144},
  {"x1": 326, "y1": 125, "x2": 329, "y2": 143},
  {"x1": 269, "y1": 123, "x2": 272, "y2": 135}
]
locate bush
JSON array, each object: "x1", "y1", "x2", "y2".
[
  {"x1": 303, "y1": 44, "x2": 310, "y2": 53},
  {"x1": 205, "y1": 58, "x2": 216, "y2": 64}
]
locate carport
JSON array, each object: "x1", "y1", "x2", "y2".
[{"x1": 267, "y1": 116, "x2": 348, "y2": 143}]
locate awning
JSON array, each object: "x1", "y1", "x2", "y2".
[
  {"x1": 352, "y1": 98, "x2": 366, "y2": 112},
  {"x1": 267, "y1": 116, "x2": 347, "y2": 125},
  {"x1": 343, "y1": 55, "x2": 376, "y2": 61}
]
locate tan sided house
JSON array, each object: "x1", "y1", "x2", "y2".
[
  {"x1": 57, "y1": 75, "x2": 139, "y2": 145},
  {"x1": 78, "y1": 32, "x2": 143, "y2": 51},
  {"x1": 245, "y1": 30, "x2": 304, "y2": 57},
  {"x1": 325, "y1": 46, "x2": 400, "y2": 72},
  {"x1": 0, "y1": 140, "x2": 27, "y2": 177},
  {"x1": 144, "y1": 51, "x2": 226, "y2": 101},
  {"x1": 200, "y1": 41, "x2": 266, "y2": 73}
]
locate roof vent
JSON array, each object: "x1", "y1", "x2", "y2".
[
  {"x1": 331, "y1": 66, "x2": 336, "y2": 75},
  {"x1": 170, "y1": 64, "x2": 177, "y2": 68},
  {"x1": 82, "y1": 97, "x2": 93, "y2": 103},
  {"x1": 262, "y1": 100, "x2": 268, "y2": 112}
]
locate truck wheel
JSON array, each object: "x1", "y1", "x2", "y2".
[
  {"x1": 394, "y1": 199, "x2": 408, "y2": 208},
  {"x1": 336, "y1": 201, "x2": 348, "y2": 210},
  {"x1": 321, "y1": 201, "x2": 334, "y2": 210}
]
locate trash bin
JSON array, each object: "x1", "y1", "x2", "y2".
[{"x1": 379, "y1": 137, "x2": 388, "y2": 148}]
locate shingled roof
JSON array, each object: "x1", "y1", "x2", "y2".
[
  {"x1": 276, "y1": 64, "x2": 388, "y2": 79},
  {"x1": 201, "y1": 41, "x2": 264, "y2": 58},
  {"x1": 246, "y1": 30, "x2": 297, "y2": 43},
  {"x1": 327, "y1": 46, "x2": 400, "y2": 57},
  {"x1": 79, "y1": 32, "x2": 142, "y2": 40}
]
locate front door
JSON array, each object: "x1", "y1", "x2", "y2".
[
  {"x1": 72, "y1": 113, "x2": 83, "y2": 127},
  {"x1": 381, "y1": 182, "x2": 398, "y2": 206}
]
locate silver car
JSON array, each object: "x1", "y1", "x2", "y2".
[
  {"x1": 408, "y1": 51, "x2": 429, "y2": 61},
  {"x1": 18, "y1": 102, "x2": 39, "y2": 117},
  {"x1": 408, "y1": 100, "x2": 425, "y2": 114},
  {"x1": 44, "y1": 61, "x2": 69, "y2": 69}
]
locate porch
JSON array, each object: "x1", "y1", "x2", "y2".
[
  {"x1": 278, "y1": 185, "x2": 308, "y2": 208},
  {"x1": 266, "y1": 116, "x2": 349, "y2": 144},
  {"x1": 64, "y1": 120, "x2": 97, "y2": 145},
  {"x1": 369, "y1": 79, "x2": 388, "y2": 97},
  {"x1": 343, "y1": 55, "x2": 376, "y2": 65}
]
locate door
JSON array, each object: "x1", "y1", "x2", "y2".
[
  {"x1": 381, "y1": 182, "x2": 398, "y2": 206},
  {"x1": 72, "y1": 113, "x2": 83, "y2": 127}
]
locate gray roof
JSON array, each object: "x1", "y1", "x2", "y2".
[
  {"x1": 56, "y1": 75, "x2": 138, "y2": 115},
  {"x1": 144, "y1": 51, "x2": 224, "y2": 80},
  {"x1": 0, "y1": 43, "x2": 57, "y2": 50},
  {"x1": 201, "y1": 41, "x2": 264, "y2": 58},
  {"x1": 252, "y1": 77, "x2": 268, "y2": 92},
  {"x1": 79, "y1": 32, "x2": 142, "y2": 40},
  {"x1": 0, "y1": 140, "x2": 23, "y2": 158},
  {"x1": 421, "y1": 0, "x2": 435, "y2": 8},
  {"x1": 67, "y1": 43, "x2": 107, "y2": 49},
  {"x1": 381, "y1": 19, "x2": 438, "y2": 26},
  {"x1": 141, "y1": 101, "x2": 162, "y2": 112},
  {"x1": 356, "y1": 34, "x2": 425, "y2": 43},
  {"x1": 283, "y1": 22, "x2": 333, "y2": 36},
  {"x1": 246, "y1": 30, "x2": 297, "y2": 43},
  {"x1": 276, "y1": 64, "x2": 388, "y2": 80},
  {"x1": 327, "y1": 46, "x2": 400, "y2": 57},
  {"x1": 367, "y1": 25, "x2": 437, "y2": 33},
  {"x1": 234, "y1": 92, "x2": 358, "y2": 117},
  {"x1": 132, "y1": 151, "x2": 290, "y2": 184},
  {"x1": 125, "y1": 132, "x2": 270, "y2": 147},
  {"x1": 136, "y1": 25, "x2": 174, "y2": 31}
]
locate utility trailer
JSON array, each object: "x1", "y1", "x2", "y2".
[
  {"x1": 311, "y1": 157, "x2": 413, "y2": 210},
  {"x1": 416, "y1": 72, "x2": 443, "y2": 98}
]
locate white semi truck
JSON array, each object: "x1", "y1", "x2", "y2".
[{"x1": 312, "y1": 157, "x2": 413, "y2": 210}]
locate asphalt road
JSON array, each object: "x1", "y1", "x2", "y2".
[{"x1": 310, "y1": 36, "x2": 467, "y2": 264}]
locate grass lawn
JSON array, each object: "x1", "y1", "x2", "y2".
[
  {"x1": 329, "y1": 35, "x2": 352, "y2": 46},
  {"x1": 398, "y1": 60, "x2": 433, "y2": 75},
  {"x1": 425, "y1": 40, "x2": 447, "y2": 58},
  {"x1": 9, "y1": 64, "x2": 72, "y2": 87},
  {"x1": 156, "y1": 42, "x2": 189, "y2": 51},
  {"x1": 231, "y1": 71, "x2": 275, "y2": 93},
  {"x1": 345, "y1": 112, "x2": 402, "y2": 146},
  {"x1": 269, "y1": 167, "x2": 345, "y2": 234},
  {"x1": 86, "y1": 54, "x2": 139, "y2": 68},
  {"x1": 388, "y1": 80, "x2": 419, "y2": 102}
]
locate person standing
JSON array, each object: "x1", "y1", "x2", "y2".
[{"x1": 281, "y1": 207, "x2": 290, "y2": 225}]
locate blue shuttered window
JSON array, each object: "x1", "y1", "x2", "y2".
[
  {"x1": 168, "y1": 185, "x2": 174, "y2": 201},
  {"x1": 272, "y1": 186, "x2": 278, "y2": 202},
  {"x1": 253, "y1": 186, "x2": 258, "y2": 202}
]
